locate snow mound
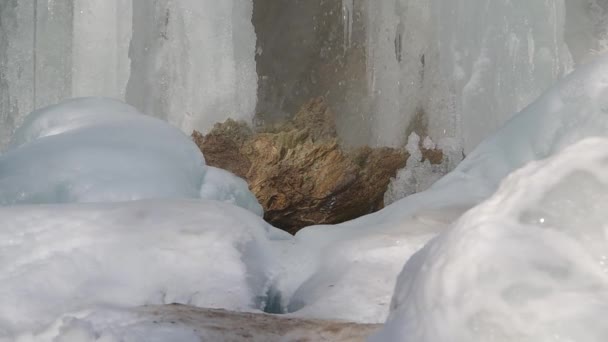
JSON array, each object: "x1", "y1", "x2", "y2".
[
  {"x1": 0, "y1": 98, "x2": 206, "y2": 204},
  {"x1": 0, "y1": 97, "x2": 263, "y2": 214},
  {"x1": 373, "y1": 138, "x2": 608, "y2": 342},
  {"x1": 0, "y1": 200, "x2": 283, "y2": 339}
]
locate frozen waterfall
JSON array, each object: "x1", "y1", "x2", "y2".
[
  {"x1": 0, "y1": 0, "x2": 257, "y2": 149},
  {"x1": 2, "y1": 0, "x2": 608, "y2": 155}
]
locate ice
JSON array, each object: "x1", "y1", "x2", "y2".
[
  {"x1": 0, "y1": 0, "x2": 257, "y2": 150},
  {"x1": 9, "y1": 97, "x2": 144, "y2": 148},
  {"x1": 126, "y1": 0, "x2": 258, "y2": 135},
  {"x1": 384, "y1": 133, "x2": 452, "y2": 205},
  {"x1": 0, "y1": 200, "x2": 284, "y2": 339},
  {"x1": 1, "y1": 97, "x2": 265, "y2": 215},
  {"x1": 0, "y1": 98, "x2": 206, "y2": 205},
  {"x1": 200, "y1": 166, "x2": 264, "y2": 217},
  {"x1": 364, "y1": 0, "x2": 607, "y2": 153},
  {"x1": 372, "y1": 138, "x2": 608, "y2": 342}
]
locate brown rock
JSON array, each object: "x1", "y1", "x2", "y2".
[{"x1": 192, "y1": 97, "x2": 440, "y2": 234}]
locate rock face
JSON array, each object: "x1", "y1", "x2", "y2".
[{"x1": 194, "y1": 98, "x2": 439, "y2": 233}]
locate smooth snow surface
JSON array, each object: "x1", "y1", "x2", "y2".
[{"x1": 372, "y1": 138, "x2": 608, "y2": 342}]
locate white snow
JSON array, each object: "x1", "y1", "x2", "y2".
[
  {"x1": 372, "y1": 138, "x2": 608, "y2": 342},
  {"x1": 0, "y1": 200, "x2": 283, "y2": 340}
]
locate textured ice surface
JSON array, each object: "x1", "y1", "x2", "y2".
[
  {"x1": 372, "y1": 138, "x2": 608, "y2": 342},
  {"x1": 0, "y1": 200, "x2": 283, "y2": 339},
  {"x1": 365, "y1": 0, "x2": 608, "y2": 153},
  {"x1": 0, "y1": 0, "x2": 257, "y2": 150}
]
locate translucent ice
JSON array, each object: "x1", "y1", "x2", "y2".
[
  {"x1": 200, "y1": 166, "x2": 263, "y2": 217},
  {"x1": 1, "y1": 97, "x2": 263, "y2": 215},
  {"x1": 0, "y1": 98, "x2": 206, "y2": 205}
]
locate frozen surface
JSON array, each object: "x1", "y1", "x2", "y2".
[
  {"x1": 0, "y1": 98, "x2": 206, "y2": 205},
  {"x1": 200, "y1": 167, "x2": 263, "y2": 217},
  {"x1": 126, "y1": 0, "x2": 257, "y2": 135},
  {"x1": 364, "y1": 0, "x2": 608, "y2": 153},
  {"x1": 9, "y1": 97, "x2": 144, "y2": 148},
  {"x1": 372, "y1": 138, "x2": 608, "y2": 342},
  {"x1": 384, "y1": 133, "x2": 455, "y2": 205},
  {"x1": 2, "y1": 97, "x2": 263, "y2": 215},
  {"x1": 0, "y1": 200, "x2": 283, "y2": 339},
  {"x1": 0, "y1": 0, "x2": 257, "y2": 150}
]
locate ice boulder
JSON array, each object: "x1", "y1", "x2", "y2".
[
  {"x1": 0, "y1": 99, "x2": 206, "y2": 204},
  {"x1": 372, "y1": 138, "x2": 608, "y2": 342},
  {"x1": 0, "y1": 200, "x2": 285, "y2": 338}
]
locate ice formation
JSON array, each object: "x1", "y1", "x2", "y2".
[
  {"x1": 200, "y1": 167, "x2": 264, "y2": 217},
  {"x1": 0, "y1": 97, "x2": 263, "y2": 215},
  {"x1": 372, "y1": 138, "x2": 608, "y2": 342},
  {"x1": 0, "y1": 98, "x2": 206, "y2": 204},
  {"x1": 0, "y1": 0, "x2": 257, "y2": 150},
  {"x1": 365, "y1": 0, "x2": 608, "y2": 152}
]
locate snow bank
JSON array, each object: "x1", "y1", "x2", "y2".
[
  {"x1": 372, "y1": 138, "x2": 608, "y2": 342},
  {"x1": 0, "y1": 200, "x2": 283, "y2": 339}
]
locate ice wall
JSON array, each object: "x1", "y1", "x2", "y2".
[
  {"x1": 365, "y1": 0, "x2": 608, "y2": 152},
  {"x1": 0, "y1": 0, "x2": 257, "y2": 150},
  {"x1": 126, "y1": 0, "x2": 257, "y2": 135}
]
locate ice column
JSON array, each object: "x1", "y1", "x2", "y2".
[
  {"x1": 126, "y1": 0, "x2": 258, "y2": 135},
  {"x1": 0, "y1": 0, "x2": 257, "y2": 149}
]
